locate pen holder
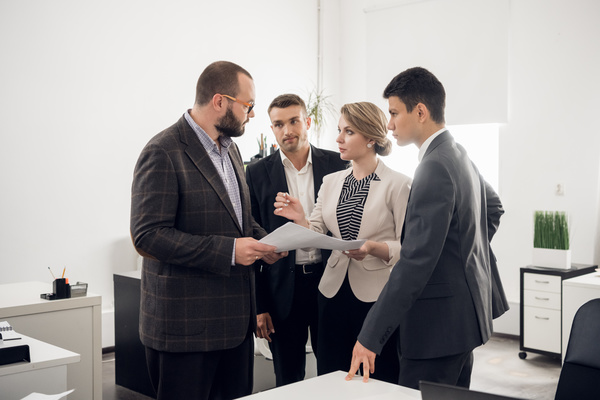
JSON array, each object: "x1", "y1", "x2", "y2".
[{"x1": 53, "y1": 278, "x2": 71, "y2": 299}]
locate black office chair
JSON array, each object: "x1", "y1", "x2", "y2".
[{"x1": 554, "y1": 298, "x2": 600, "y2": 400}]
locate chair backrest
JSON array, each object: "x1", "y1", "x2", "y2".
[{"x1": 554, "y1": 298, "x2": 600, "y2": 400}]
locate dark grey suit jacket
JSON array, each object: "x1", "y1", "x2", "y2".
[
  {"x1": 358, "y1": 131, "x2": 505, "y2": 359},
  {"x1": 130, "y1": 115, "x2": 266, "y2": 353},
  {"x1": 245, "y1": 146, "x2": 348, "y2": 321}
]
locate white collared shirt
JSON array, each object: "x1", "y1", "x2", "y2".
[
  {"x1": 280, "y1": 148, "x2": 322, "y2": 265},
  {"x1": 418, "y1": 128, "x2": 448, "y2": 162}
]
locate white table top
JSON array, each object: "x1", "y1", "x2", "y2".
[
  {"x1": 563, "y1": 271, "x2": 600, "y2": 289},
  {"x1": 0, "y1": 281, "x2": 101, "y2": 318},
  {"x1": 239, "y1": 371, "x2": 421, "y2": 400},
  {"x1": 0, "y1": 333, "x2": 80, "y2": 377}
]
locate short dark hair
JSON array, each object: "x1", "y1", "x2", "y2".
[
  {"x1": 383, "y1": 67, "x2": 446, "y2": 124},
  {"x1": 194, "y1": 61, "x2": 253, "y2": 106},
  {"x1": 268, "y1": 94, "x2": 308, "y2": 116}
]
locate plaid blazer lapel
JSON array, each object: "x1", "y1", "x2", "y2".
[{"x1": 178, "y1": 118, "x2": 243, "y2": 234}]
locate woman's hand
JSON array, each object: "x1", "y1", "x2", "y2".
[
  {"x1": 344, "y1": 240, "x2": 390, "y2": 262},
  {"x1": 273, "y1": 192, "x2": 308, "y2": 227},
  {"x1": 344, "y1": 241, "x2": 373, "y2": 261}
]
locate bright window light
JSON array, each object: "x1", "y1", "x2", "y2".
[{"x1": 385, "y1": 124, "x2": 500, "y2": 192}]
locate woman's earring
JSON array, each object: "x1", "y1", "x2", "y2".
[{"x1": 367, "y1": 143, "x2": 373, "y2": 149}]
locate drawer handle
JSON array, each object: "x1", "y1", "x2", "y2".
[
  {"x1": 535, "y1": 316, "x2": 550, "y2": 320},
  {"x1": 535, "y1": 280, "x2": 550, "y2": 284},
  {"x1": 535, "y1": 296, "x2": 550, "y2": 301}
]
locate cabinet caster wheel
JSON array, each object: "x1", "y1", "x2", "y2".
[{"x1": 519, "y1": 352, "x2": 527, "y2": 359}]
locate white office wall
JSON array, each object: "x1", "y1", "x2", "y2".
[
  {"x1": 322, "y1": 0, "x2": 600, "y2": 334},
  {"x1": 0, "y1": 0, "x2": 319, "y2": 346},
  {"x1": 494, "y1": 0, "x2": 600, "y2": 300}
]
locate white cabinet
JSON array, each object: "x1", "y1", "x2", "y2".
[
  {"x1": 519, "y1": 265, "x2": 596, "y2": 359},
  {"x1": 0, "y1": 281, "x2": 102, "y2": 400}
]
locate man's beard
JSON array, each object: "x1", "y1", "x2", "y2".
[{"x1": 215, "y1": 107, "x2": 245, "y2": 138}]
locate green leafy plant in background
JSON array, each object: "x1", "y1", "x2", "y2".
[
  {"x1": 306, "y1": 89, "x2": 336, "y2": 140},
  {"x1": 533, "y1": 211, "x2": 570, "y2": 250}
]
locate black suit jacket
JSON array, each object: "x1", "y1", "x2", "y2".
[
  {"x1": 131, "y1": 115, "x2": 266, "y2": 353},
  {"x1": 358, "y1": 131, "x2": 504, "y2": 359},
  {"x1": 245, "y1": 146, "x2": 348, "y2": 321}
]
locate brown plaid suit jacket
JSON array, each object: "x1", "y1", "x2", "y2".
[{"x1": 130, "y1": 114, "x2": 266, "y2": 353}]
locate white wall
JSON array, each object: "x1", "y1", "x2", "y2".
[
  {"x1": 323, "y1": 0, "x2": 600, "y2": 334},
  {"x1": 0, "y1": 0, "x2": 319, "y2": 347}
]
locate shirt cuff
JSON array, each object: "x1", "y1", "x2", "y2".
[{"x1": 232, "y1": 238, "x2": 237, "y2": 266}]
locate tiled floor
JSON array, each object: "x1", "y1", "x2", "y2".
[{"x1": 102, "y1": 334, "x2": 562, "y2": 400}]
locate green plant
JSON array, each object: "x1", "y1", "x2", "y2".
[
  {"x1": 306, "y1": 89, "x2": 336, "y2": 136},
  {"x1": 533, "y1": 211, "x2": 570, "y2": 250}
]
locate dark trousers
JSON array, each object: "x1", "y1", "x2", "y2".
[
  {"x1": 145, "y1": 332, "x2": 254, "y2": 400},
  {"x1": 398, "y1": 350, "x2": 474, "y2": 390},
  {"x1": 317, "y1": 275, "x2": 400, "y2": 384},
  {"x1": 269, "y1": 263, "x2": 321, "y2": 386}
]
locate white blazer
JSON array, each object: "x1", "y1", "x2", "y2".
[{"x1": 309, "y1": 160, "x2": 411, "y2": 302}]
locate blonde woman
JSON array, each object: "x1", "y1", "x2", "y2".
[{"x1": 274, "y1": 102, "x2": 411, "y2": 383}]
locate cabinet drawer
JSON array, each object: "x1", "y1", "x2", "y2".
[
  {"x1": 524, "y1": 273, "x2": 561, "y2": 293},
  {"x1": 523, "y1": 306, "x2": 561, "y2": 353},
  {"x1": 523, "y1": 290, "x2": 561, "y2": 310}
]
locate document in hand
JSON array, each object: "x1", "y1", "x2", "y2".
[{"x1": 259, "y1": 222, "x2": 365, "y2": 252}]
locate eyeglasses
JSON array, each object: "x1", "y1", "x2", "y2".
[{"x1": 221, "y1": 94, "x2": 255, "y2": 114}]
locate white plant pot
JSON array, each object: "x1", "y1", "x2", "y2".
[{"x1": 532, "y1": 248, "x2": 572, "y2": 269}]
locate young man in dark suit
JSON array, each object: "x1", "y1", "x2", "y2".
[
  {"x1": 246, "y1": 94, "x2": 348, "y2": 386},
  {"x1": 347, "y1": 67, "x2": 505, "y2": 389},
  {"x1": 130, "y1": 61, "x2": 285, "y2": 400}
]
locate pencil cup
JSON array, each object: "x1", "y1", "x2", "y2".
[{"x1": 53, "y1": 278, "x2": 71, "y2": 299}]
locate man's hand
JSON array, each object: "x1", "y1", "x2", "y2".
[
  {"x1": 256, "y1": 312, "x2": 275, "y2": 342},
  {"x1": 346, "y1": 340, "x2": 376, "y2": 382},
  {"x1": 235, "y1": 238, "x2": 277, "y2": 266}
]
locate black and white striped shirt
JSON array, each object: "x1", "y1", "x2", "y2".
[{"x1": 336, "y1": 171, "x2": 380, "y2": 241}]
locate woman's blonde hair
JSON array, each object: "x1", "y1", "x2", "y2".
[{"x1": 340, "y1": 102, "x2": 392, "y2": 156}]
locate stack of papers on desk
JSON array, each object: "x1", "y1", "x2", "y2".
[{"x1": 259, "y1": 222, "x2": 365, "y2": 252}]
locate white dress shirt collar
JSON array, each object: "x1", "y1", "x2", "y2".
[
  {"x1": 418, "y1": 128, "x2": 447, "y2": 162},
  {"x1": 279, "y1": 146, "x2": 313, "y2": 172}
]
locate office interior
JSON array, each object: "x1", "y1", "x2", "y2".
[{"x1": 1, "y1": 0, "x2": 599, "y2": 398}]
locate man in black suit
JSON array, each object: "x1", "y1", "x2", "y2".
[
  {"x1": 246, "y1": 94, "x2": 348, "y2": 386},
  {"x1": 347, "y1": 67, "x2": 505, "y2": 389},
  {"x1": 130, "y1": 61, "x2": 284, "y2": 400}
]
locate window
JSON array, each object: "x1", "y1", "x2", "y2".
[{"x1": 385, "y1": 124, "x2": 500, "y2": 192}]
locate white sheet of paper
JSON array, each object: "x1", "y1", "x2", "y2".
[
  {"x1": 259, "y1": 222, "x2": 365, "y2": 252},
  {"x1": 20, "y1": 389, "x2": 75, "y2": 400}
]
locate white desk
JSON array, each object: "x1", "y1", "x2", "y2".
[
  {"x1": 562, "y1": 271, "x2": 600, "y2": 360},
  {"x1": 0, "y1": 334, "x2": 80, "y2": 400},
  {"x1": 0, "y1": 281, "x2": 102, "y2": 400},
  {"x1": 238, "y1": 371, "x2": 421, "y2": 400}
]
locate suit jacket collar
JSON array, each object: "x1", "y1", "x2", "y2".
[
  {"x1": 310, "y1": 145, "x2": 336, "y2": 197},
  {"x1": 176, "y1": 115, "x2": 244, "y2": 234},
  {"x1": 422, "y1": 129, "x2": 452, "y2": 160},
  {"x1": 266, "y1": 145, "x2": 336, "y2": 200}
]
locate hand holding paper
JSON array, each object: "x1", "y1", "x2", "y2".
[{"x1": 259, "y1": 222, "x2": 365, "y2": 252}]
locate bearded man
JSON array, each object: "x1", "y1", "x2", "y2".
[{"x1": 130, "y1": 61, "x2": 286, "y2": 400}]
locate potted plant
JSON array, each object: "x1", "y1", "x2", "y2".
[
  {"x1": 306, "y1": 89, "x2": 336, "y2": 144},
  {"x1": 532, "y1": 210, "x2": 571, "y2": 269}
]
